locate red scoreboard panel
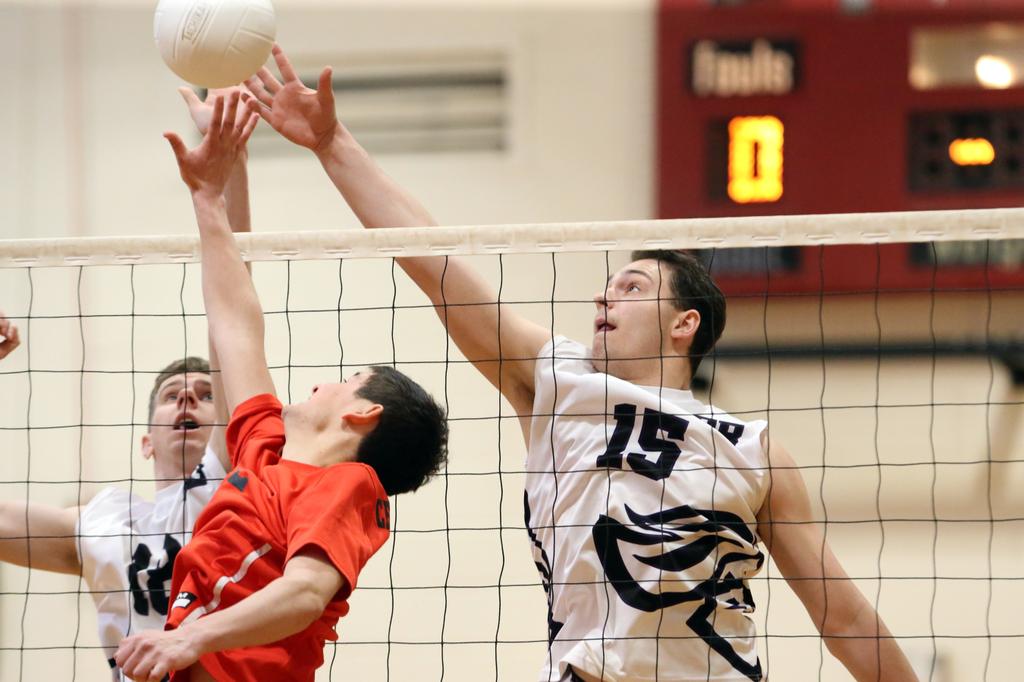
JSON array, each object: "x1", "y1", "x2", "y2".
[{"x1": 658, "y1": 0, "x2": 1024, "y2": 294}]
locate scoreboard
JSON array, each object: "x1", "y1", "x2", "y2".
[{"x1": 658, "y1": 0, "x2": 1024, "y2": 293}]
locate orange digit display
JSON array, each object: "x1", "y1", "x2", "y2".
[
  {"x1": 727, "y1": 116, "x2": 784, "y2": 204},
  {"x1": 948, "y1": 137, "x2": 996, "y2": 166}
]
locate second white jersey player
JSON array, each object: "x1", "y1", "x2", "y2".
[{"x1": 77, "y1": 446, "x2": 225, "y2": 680}]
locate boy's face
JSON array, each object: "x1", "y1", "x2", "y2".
[
  {"x1": 591, "y1": 259, "x2": 681, "y2": 377},
  {"x1": 310, "y1": 371, "x2": 374, "y2": 412},
  {"x1": 285, "y1": 370, "x2": 380, "y2": 432},
  {"x1": 143, "y1": 372, "x2": 216, "y2": 473}
]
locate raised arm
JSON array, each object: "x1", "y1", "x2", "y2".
[
  {"x1": 244, "y1": 46, "x2": 549, "y2": 417},
  {"x1": 178, "y1": 87, "x2": 255, "y2": 469},
  {"x1": 178, "y1": 87, "x2": 254, "y2": 233},
  {"x1": 165, "y1": 93, "x2": 273, "y2": 415},
  {"x1": 757, "y1": 435, "x2": 918, "y2": 682}
]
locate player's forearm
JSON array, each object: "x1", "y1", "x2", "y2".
[
  {"x1": 312, "y1": 130, "x2": 507, "y2": 330},
  {"x1": 821, "y1": 599, "x2": 918, "y2": 681},
  {"x1": 223, "y1": 154, "x2": 252, "y2": 235},
  {"x1": 314, "y1": 126, "x2": 437, "y2": 229},
  {"x1": 193, "y1": 193, "x2": 263, "y2": 343},
  {"x1": 184, "y1": 573, "x2": 325, "y2": 655},
  {"x1": 0, "y1": 502, "x2": 35, "y2": 568},
  {"x1": 0, "y1": 501, "x2": 81, "y2": 575},
  {"x1": 206, "y1": 162, "x2": 250, "y2": 465},
  {"x1": 313, "y1": 130, "x2": 495, "y2": 341},
  {"x1": 312, "y1": 125, "x2": 499, "y2": 307},
  {"x1": 826, "y1": 629, "x2": 918, "y2": 681},
  {"x1": 315, "y1": 126, "x2": 543, "y2": 401},
  {"x1": 206, "y1": 329, "x2": 229, "y2": 468},
  {"x1": 193, "y1": 192, "x2": 269, "y2": 408}
]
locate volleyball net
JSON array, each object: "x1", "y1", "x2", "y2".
[{"x1": 0, "y1": 209, "x2": 1022, "y2": 681}]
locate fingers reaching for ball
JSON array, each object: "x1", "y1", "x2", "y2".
[
  {"x1": 163, "y1": 91, "x2": 259, "y2": 196},
  {"x1": 223, "y1": 90, "x2": 242, "y2": 140},
  {"x1": 244, "y1": 71, "x2": 275, "y2": 113},
  {"x1": 198, "y1": 91, "x2": 260, "y2": 149},
  {"x1": 241, "y1": 43, "x2": 338, "y2": 152},
  {"x1": 207, "y1": 93, "x2": 225, "y2": 140},
  {"x1": 272, "y1": 43, "x2": 301, "y2": 83},
  {"x1": 0, "y1": 312, "x2": 21, "y2": 361},
  {"x1": 179, "y1": 86, "x2": 260, "y2": 136},
  {"x1": 239, "y1": 110, "x2": 260, "y2": 148}
]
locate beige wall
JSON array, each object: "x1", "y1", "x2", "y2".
[
  {"x1": 1, "y1": 2, "x2": 1021, "y2": 681},
  {"x1": 0, "y1": 0, "x2": 654, "y2": 240}
]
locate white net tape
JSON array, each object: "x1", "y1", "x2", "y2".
[{"x1": 2, "y1": 208, "x2": 1023, "y2": 267}]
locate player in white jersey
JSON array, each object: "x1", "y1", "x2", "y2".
[
  {"x1": 79, "y1": 357, "x2": 228, "y2": 679},
  {"x1": 0, "y1": 351, "x2": 226, "y2": 681},
  {"x1": 246, "y1": 45, "x2": 918, "y2": 681},
  {"x1": 527, "y1": 334, "x2": 768, "y2": 680},
  {"x1": 0, "y1": 87, "x2": 254, "y2": 681}
]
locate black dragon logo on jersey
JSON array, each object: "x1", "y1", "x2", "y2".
[
  {"x1": 128, "y1": 533, "x2": 182, "y2": 616},
  {"x1": 593, "y1": 504, "x2": 765, "y2": 681},
  {"x1": 524, "y1": 491, "x2": 565, "y2": 646}
]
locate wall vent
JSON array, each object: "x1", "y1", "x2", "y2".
[{"x1": 247, "y1": 49, "x2": 508, "y2": 155}]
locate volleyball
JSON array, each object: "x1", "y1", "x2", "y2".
[{"x1": 154, "y1": 0, "x2": 277, "y2": 88}]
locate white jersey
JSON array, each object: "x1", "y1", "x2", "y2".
[
  {"x1": 527, "y1": 337, "x2": 769, "y2": 682},
  {"x1": 76, "y1": 447, "x2": 225, "y2": 680}
]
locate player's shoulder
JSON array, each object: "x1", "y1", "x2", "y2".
[
  {"x1": 297, "y1": 463, "x2": 388, "y2": 530},
  {"x1": 197, "y1": 444, "x2": 228, "y2": 479},
  {"x1": 695, "y1": 400, "x2": 768, "y2": 446},
  {"x1": 536, "y1": 335, "x2": 590, "y2": 372},
  {"x1": 333, "y1": 462, "x2": 387, "y2": 497},
  {"x1": 227, "y1": 393, "x2": 285, "y2": 451},
  {"x1": 551, "y1": 335, "x2": 587, "y2": 356},
  {"x1": 78, "y1": 486, "x2": 145, "y2": 534},
  {"x1": 231, "y1": 393, "x2": 283, "y2": 424},
  {"x1": 82, "y1": 485, "x2": 134, "y2": 515},
  {"x1": 757, "y1": 428, "x2": 796, "y2": 462},
  {"x1": 700, "y1": 402, "x2": 757, "y2": 425}
]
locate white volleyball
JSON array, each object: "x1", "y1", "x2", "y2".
[{"x1": 154, "y1": 0, "x2": 277, "y2": 88}]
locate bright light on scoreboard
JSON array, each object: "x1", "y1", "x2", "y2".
[
  {"x1": 974, "y1": 54, "x2": 1016, "y2": 89},
  {"x1": 727, "y1": 116, "x2": 784, "y2": 203},
  {"x1": 948, "y1": 137, "x2": 996, "y2": 166}
]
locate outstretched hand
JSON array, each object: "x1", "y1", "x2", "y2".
[
  {"x1": 179, "y1": 86, "x2": 258, "y2": 138},
  {"x1": 115, "y1": 628, "x2": 201, "y2": 682},
  {"x1": 0, "y1": 312, "x2": 20, "y2": 360},
  {"x1": 244, "y1": 44, "x2": 338, "y2": 152},
  {"x1": 165, "y1": 91, "x2": 259, "y2": 197}
]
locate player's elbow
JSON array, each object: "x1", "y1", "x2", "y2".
[
  {"x1": 818, "y1": 601, "x2": 896, "y2": 676},
  {"x1": 0, "y1": 501, "x2": 18, "y2": 534},
  {"x1": 281, "y1": 549, "x2": 345, "y2": 632},
  {"x1": 287, "y1": 578, "x2": 330, "y2": 630}
]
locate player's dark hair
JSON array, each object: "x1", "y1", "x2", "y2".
[
  {"x1": 630, "y1": 250, "x2": 726, "y2": 377},
  {"x1": 148, "y1": 356, "x2": 211, "y2": 424},
  {"x1": 355, "y1": 365, "x2": 449, "y2": 496}
]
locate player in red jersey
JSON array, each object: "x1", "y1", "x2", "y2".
[{"x1": 114, "y1": 91, "x2": 448, "y2": 682}]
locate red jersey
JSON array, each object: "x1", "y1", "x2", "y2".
[{"x1": 166, "y1": 394, "x2": 390, "y2": 681}]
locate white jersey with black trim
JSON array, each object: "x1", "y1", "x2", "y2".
[
  {"x1": 75, "y1": 446, "x2": 225, "y2": 681},
  {"x1": 526, "y1": 337, "x2": 769, "y2": 682}
]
